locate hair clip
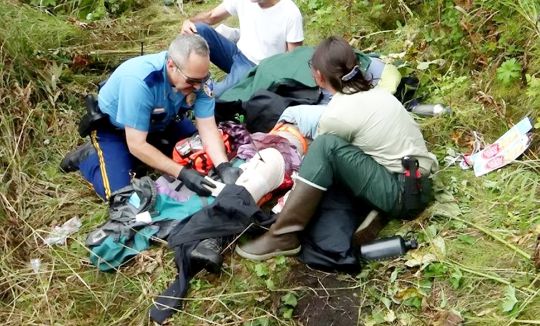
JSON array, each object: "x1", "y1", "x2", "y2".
[{"x1": 341, "y1": 65, "x2": 360, "y2": 82}]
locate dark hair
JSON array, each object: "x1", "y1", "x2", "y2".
[{"x1": 311, "y1": 36, "x2": 372, "y2": 94}]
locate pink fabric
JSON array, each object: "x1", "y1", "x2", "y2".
[{"x1": 237, "y1": 133, "x2": 301, "y2": 175}]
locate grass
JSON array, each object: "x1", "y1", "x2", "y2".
[{"x1": 1, "y1": 0, "x2": 539, "y2": 325}]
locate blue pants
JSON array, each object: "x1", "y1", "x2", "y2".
[
  {"x1": 79, "y1": 119, "x2": 196, "y2": 200},
  {"x1": 195, "y1": 23, "x2": 256, "y2": 98}
]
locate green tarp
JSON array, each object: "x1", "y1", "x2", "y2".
[{"x1": 218, "y1": 46, "x2": 372, "y2": 102}]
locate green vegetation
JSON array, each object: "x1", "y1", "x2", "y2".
[{"x1": 1, "y1": 0, "x2": 539, "y2": 324}]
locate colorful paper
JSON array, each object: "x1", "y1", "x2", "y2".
[{"x1": 470, "y1": 117, "x2": 533, "y2": 176}]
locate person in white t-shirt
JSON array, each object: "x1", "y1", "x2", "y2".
[{"x1": 181, "y1": 0, "x2": 304, "y2": 97}]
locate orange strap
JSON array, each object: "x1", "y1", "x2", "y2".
[{"x1": 270, "y1": 122, "x2": 308, "y2": 154}]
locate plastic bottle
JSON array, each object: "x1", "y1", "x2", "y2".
[
  {"x1": 410, "y1": 104, "x2": 451, "y2": 117},
  {"x1": 358, "y1": 235, "x2": 418, "y2": 261}
]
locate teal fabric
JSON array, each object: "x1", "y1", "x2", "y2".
[
  {"x1": 88, "y1": 160, "x2": 246, "y2": 272},
  {"x1": 153, "y1": 194, "x2": 214, "y2": 222},
  {"x1": 90, "y1": 227, "x2": 158, "y2": 271},
  {"x1": 219, "y1": 46, "x2": 372, "y2": 103},
  {"x1": 89, "y1": 187, "x2": 214, "y2": 271}
]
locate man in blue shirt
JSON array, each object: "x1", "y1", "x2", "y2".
[{"x1": 61, "y1": 34, "x2": 241, "y2": 199}]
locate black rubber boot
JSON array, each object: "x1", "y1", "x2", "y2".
[
  {"x1": 60, "y1": 142, "x2": 96, "y2": 173},
  {"x1": 190, "y1": 238, "x2": 224, "y2": 274}
]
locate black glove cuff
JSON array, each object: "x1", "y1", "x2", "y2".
[
  {"x1": 177, "y1": 168, "x2": 186, "y2": 180},
  {"x1": 216, "y1": 162, "x2": 232, "y2": 173}
]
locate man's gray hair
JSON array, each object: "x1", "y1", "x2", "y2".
[{"x1": 168, "y1": 34, "x2": 209, "y2": 68}]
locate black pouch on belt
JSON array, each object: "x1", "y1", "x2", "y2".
[
  {"x1": 78, "y1": 94, "x2": 109, "y2": 137},
  {"x1": 401, "y1": 156, "x2": 422, "y2": 213}
]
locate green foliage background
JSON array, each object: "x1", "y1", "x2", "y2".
[{"x1": 0, "y1": 0, "x2": 539, "y2": 324}]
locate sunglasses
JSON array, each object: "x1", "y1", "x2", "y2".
[{"x1": 172, "y1": 59, "x2": 210, "y2": 86}]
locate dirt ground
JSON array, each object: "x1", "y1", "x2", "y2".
[{"x1": 286, "y1": 264, "x2": 360, "y2": 326}]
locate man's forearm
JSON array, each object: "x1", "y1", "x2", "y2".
[
  {"x1": 189, "y1": 11, "x2": 212, "y2": 24},
  {"x1": 189, "y1": 10, "x2": 223, "y2": 25},
  {"x1": 287, "y1": 41, "x2": 303, "y2": 52},
  {"x1": 197, "y1": 116, "x2": 228, "y2": 166},
  {"x1": 204, "y1": 132, "x2": 228, "y2": 166}
]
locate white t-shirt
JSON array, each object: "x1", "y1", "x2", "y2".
[
  {"x1": 318, "y1": 88, "x2": 439, "y2": 174},
  {"x1": 222, "y1": 0, "x2": 304, "y2": 64}
]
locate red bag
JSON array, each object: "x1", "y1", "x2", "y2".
[{"x1": 172, "y1": 130, "x2": 233, "y2": 175}]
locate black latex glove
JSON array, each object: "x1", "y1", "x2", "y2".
[
  {"x1": 177, "y1": 168, "x2": 216, "y2": 196},
  {"x1": 215, "y1": 162, "x2": 243, "y2": 184}
]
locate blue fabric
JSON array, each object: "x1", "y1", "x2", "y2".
[
  {"x1": 79, "y1": 119, "x2": 197, "y2": 199},
  {"x1": 97, "y1": 51, "x2": 214, "y2": 132},
  {"x1": 195, "y1": 23, "x2": 256, "y2": 98},
  {"x1": 80, "y1": 129, "x2": 132, "y2": 199},
  {"x1": 278, "y1": 104, "x2": 326, "y2": 139},
  {"x1": 365, "y1": 57, "x2": 385, "y2": 85}
]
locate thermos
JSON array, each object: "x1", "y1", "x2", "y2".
[{"x1": 358, "y1": 235, "x2": 418, "y2": 261}]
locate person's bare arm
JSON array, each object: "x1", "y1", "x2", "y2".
[
  {"x1": 181, "y1": 3, "x2": 231, "y2": 34},
  {"x1": 287, "y1": 41, "x2": 303, "y2": 52},
  {"x1": 196, "y1": 116, "x2": 228, "y2": 166},
  {"x1": 125, "y1": 127, "x2": 183, "y2": 178}
]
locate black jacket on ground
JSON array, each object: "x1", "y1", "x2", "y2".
[
  {"x1": 299, "y1": 186, "x2": 369, "y2": 273},
  {"x1": 150, "y1": 185, "x2": 272, "y2": 323}
]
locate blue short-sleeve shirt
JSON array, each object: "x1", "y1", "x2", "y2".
[{"x1": 97, "y1": 51, "x2": 214, "y2": 133}]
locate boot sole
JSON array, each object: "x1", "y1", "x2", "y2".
[
  {"x1": 59, "y1": 142, "x2": 96, "y2": 173},
  {"x1": 59, "y1": 158, "x2": 78, "y2": 173},
  {"x1": 235, "y1": 244, "x2": 301, "y2": 261},
  {"x1": 353, "y1": 210, "x2": 386, "y2": 246},
  {"x1": 190, "y1": 254, "x2": 223, "y2": 274}
]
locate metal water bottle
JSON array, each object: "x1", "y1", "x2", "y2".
[
  {"x1": 359, "y1": 235, "x2": 418, "y2": 261},
  {"x1": 410, "y1": 104, "x2": 451, "y2": 116}
]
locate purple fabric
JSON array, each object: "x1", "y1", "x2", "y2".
[
  {"x1": 219, "y1": 121, "x2": 252, "y2": 149},
  {"x1": 237, "y1": 133, "x2": 301, "y2": 174},
  {"x1": 155, "y1": 177, "x2": 191, "y2": 202},
  {"x1": 219, "y1": 121, "x2": 301, "y2": 175}
]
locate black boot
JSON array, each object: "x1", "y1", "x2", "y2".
[
  {"x1": 60, "y1": 142, "x2": 96, "y2": 173},
  {"x1": 190, "y1": 238, "x2": 223, "y2": 274}
]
